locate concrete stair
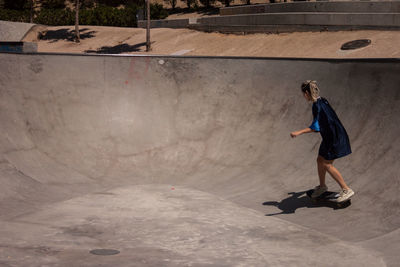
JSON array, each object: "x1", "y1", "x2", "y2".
[
  {"x1": 220, "y1": 1, "x2": 400, "y2": 15},
  {"x1": 138, "y1": 1, "x2": 400, "y2": 33}
]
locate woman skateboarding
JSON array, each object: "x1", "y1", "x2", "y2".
[{"x1": 290, "y1": 80, "x2": 354, "y2": 202}]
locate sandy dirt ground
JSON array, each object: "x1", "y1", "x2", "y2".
[{"x1": 25, "y1": 25, "x2": 400, "y2": 58}]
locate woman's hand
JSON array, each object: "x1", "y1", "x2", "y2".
[
  {"x1": 290, "y1": 131, "x2": 300, "y2": 138},
  {"x1": 291, "y1": 128, "x2": 314, "y2": 138}
]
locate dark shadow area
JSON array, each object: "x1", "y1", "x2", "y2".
[
  {"x1": 167, "y1": 7, "x2": 219, "y2": 16},
  {"x1": 263, "y1": 191, "x2": 311, "y2": 216},
  {"x1": 39, "y1": 28, "x2": 97, "y2": 43},
  {"x1": 85, "y1": 42, "x2": 147, "y2": 54},
  {"x1": 263, "y1": 190, "x2": 350, "y2": 216}
]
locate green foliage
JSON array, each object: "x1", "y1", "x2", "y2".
[
  {"x1": 34, "y1": 6, "x2": 140, "y2": 27},
  {"x1": 41, "y1": 0, "x2": 66, "y2": 9},
  {"x1": 198, "y1": 0, "x2": 216, "y2": 8},
  {"x1": 96, "y1": 0, "x2": 138, "y2": 7},
  {"x1": 80, "y1": 0, "x2": 96, "y2": 9},
  {"x1": 3, "y1": 0, "x2": 29, "y2": 10},
  {"x1": 150, "y1": 3, "x2": 168, "y2": 20},
  {"x1": 79, "y1": 5, "x2": 137, "y2": 27},
  {"x1": 0, "y1": 1, "x2": 167, "y2": 26},
  {"x1": 0, "y1": 8, "x2": 30, "y2": 22},
  {"x1": 181, "y1": 0, "x2": 193, "y2": 9},
  {"x1": 34, "y1": 8, "x2": 74, "y2": 26},
  {"x1": 97, "y1": 0, "x2": 118, "y2": 7},
  {"x1": 163, "y1": 0, "x2": 176, "y2": 10},
  {"x1": 218, "y1": 0, "x2": 232, "y2": 7}
]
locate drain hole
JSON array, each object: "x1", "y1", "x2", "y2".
[
  {"x1": 90, "y1": 249, "x2": 120, "y2": 256},
  {"x1": 341, "y1": 39, "x2": 371, "y2": 50}
]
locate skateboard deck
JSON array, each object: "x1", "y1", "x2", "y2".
[{"x1": 306, "y1": 189, "x2": 351, "y2": 208}]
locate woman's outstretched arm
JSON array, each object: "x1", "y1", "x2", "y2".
[{"x1": 290, "y1": 128, "x2": 316, "y2": 138}]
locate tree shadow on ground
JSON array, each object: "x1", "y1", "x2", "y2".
[
  {"x1": 39, "y1": 28, "x2": 97, "y2": 43},
  {"x1": 85, "y1": 42, "x2": 148, "y2": 54},
  {"x1": 262, "y1": 190, "x2": 350, "y2": 216}
]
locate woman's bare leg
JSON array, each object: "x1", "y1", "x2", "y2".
[
  {"x1": 318, "y1": 155, "x2": 350, "y2": 190},
  {"x1": 317, "y1": 156, "x2": 327, "y2": 187}
]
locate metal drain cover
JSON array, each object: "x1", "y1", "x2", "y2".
[
  {"x1": 90, "y1": 249, "x2": 120, "y2": 256},
  {"x1": 341, "y1": 39, "x2": 371, "y2": 50}
]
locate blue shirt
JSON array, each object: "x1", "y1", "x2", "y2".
[{"x1": 310, "y1": 97, "x2": 352, "y2": 160}]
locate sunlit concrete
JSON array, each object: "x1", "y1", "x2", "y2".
[{"x1": 0, "y1": 53, "x2": 399, "y2": 266}]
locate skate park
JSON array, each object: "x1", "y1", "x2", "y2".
[{"x1": 1, "y1": 1, "x2": 400, "y2": 266}]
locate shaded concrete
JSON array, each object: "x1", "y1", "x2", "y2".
[
  {"x1": 196, "y1": 12, "x2": 400, "y2": 28},
  {"x1": 0, "y1": 53, "x2": 399, "y2": 266},
  {"x1": 220, "y1": 1, "x2": 400, "y2": 16},
  {"x1": 138, "y1": 12, "x2": 400, "y2": 32},
  {"x1": 138, "y1": 0, "x2": 400, "y2": 32},
  {"x1": 0, "y1": 41, "x2": 37, "y2": 53},
  {"x1": 188, "y1": 23, "x2": 400, "y2": 34},
  {"x1": 138, "y1": 18, "x2": 189, "y2": 28}
]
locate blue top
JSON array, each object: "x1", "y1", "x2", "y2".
[{"x1": 310, "y1": 97, "x2": 352, "y2": 160}]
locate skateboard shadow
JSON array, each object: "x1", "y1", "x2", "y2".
[
  {"x1": 263, "y1": 190, "x2": 350, "y2": 216},
  {"x1": 263, "y1": 191, "x2": 311, "y2": 216}
]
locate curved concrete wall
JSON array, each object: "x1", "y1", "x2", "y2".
[
  {"x1": 0, "y1": 53, "x2": 399, "y2": 265},
  {"x1": 0, "y1": 20, "x2": 36, "y2": 41}
]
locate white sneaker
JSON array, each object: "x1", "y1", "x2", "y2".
[
  {"x1": 311, "y1": 185, "x2": 328, "y2": 198},
  {"x1": 336, "y1": 188, "x2": 354, "y2": 203}
]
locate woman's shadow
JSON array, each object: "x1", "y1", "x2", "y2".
[{"x1": 263, "y1": 191, "x2": 314, "y2": 216}]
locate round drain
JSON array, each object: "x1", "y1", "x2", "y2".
[
  {"x1": 341, "y1": 39, "x2": 371, "y2": 50},
  {"x1": 90, "y1": 249, "x2": 120, "y2": 256}
]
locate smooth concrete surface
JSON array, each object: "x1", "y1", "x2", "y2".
[
  {"x1": 0, "y1": 20, "x2": 37, "y2": 41},
  {"x1": 138, "y1": 13, "x2": 400, "y2": 31},
  {"x1": 0, "y1": 53, "x2": 399, "y2": 266},
  {"x1": 220, "y1": 1, "x2": 400, "y2": 16},
  {"x1": 197, "y1": 12, "x2": 400, "y2": 27},
  {"x1": 138, "y1": 18, "x2": 189, "y2": 29},
  {"x1": 188, "y1": 23, "x2": 399, "y2": 34}
]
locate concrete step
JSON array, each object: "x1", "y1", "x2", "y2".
[
  {"x1": 196, "y1": 12, "x2": 400, "y2": 28},
  {"x1": 188, "y1": 23, "x2": 399, "y2": 34},
  {"x1": 220, "y1": 1, "x2": 400, "y2": 16},
  {"x1": 137, "y1": 18, "x2": 189, "y2": 29},
  {"x1": 138, "y1": 11, "x2": 400, "y2": 33}
]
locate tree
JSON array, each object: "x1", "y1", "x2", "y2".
[
  {"x1": 4, "y1": 0, "x2": 29, "y2": 10},
  {"x1": 183, "y1": 0, "x2": 192, "y2": 9},
  {"x1": 75, "y1": 0, "x2": 80, "y2": 42},
  {"x1": 146, "y1": 0, "x2": 150, "y2": 51},
  {"x1": 81, "y1": 0, "x2": 96, "y2": 8},
  {"x1": 199, "y1": 0, "x2": 216, "y2": 9},
  {"x1": 30, "y1": 0, "x2": 34, "y2": 22},
  {"x1": 216, "y1": 0, "x2": 231, "y2": 7},
  {"x1": 223, "y1": 0, "x2": 232, "y2": 7},
  {"x1": 97, "y1": 0, "x2": 126, "y2": 7},
  {"x1": 164, "y1": 0, "x2": 176, "y2": 10},
  {"x1": 41, "y1": 0, "x2": 66, "y2": 9}
]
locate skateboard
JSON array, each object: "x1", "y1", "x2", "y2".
[{"x1": 306, "y1": 189, "x2": 351, "y2": 208}]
